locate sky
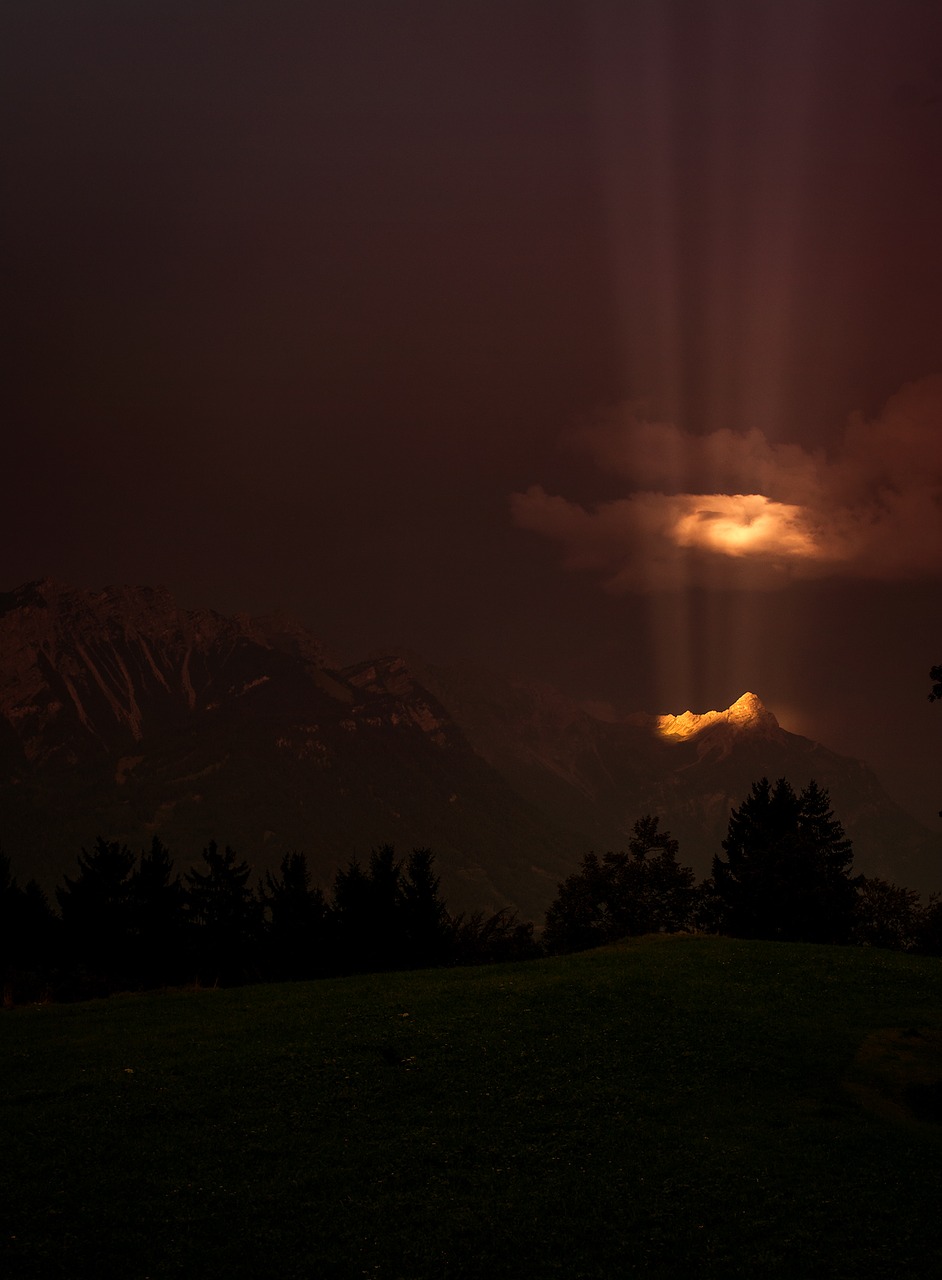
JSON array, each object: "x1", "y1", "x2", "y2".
[{"x1": 3, "y1": 0, "x2": 942, "y2": 825}]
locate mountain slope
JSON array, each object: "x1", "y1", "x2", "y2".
[
  {"x1": 406, "y1": 659, "x2": 942, "y2": 892},
  {"x1": 0, "y1": 581, "x2": 575, "y2": 914},
  {"x1": 2, "y1": 580, "x2": 940, "y2": 918}
]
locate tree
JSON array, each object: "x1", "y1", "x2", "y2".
[
  {"x1": 331, "y1": 846, "x2": 457, "y2": 972},
  {"x1": 129, "y1": 837, "x2": 187, "y2": 987},
  {"x1": 624, "y1": 816, "x2": 697, "y2": 933},
  {"x1": 930, "y1": 665, "x2": 942, "y2": 702},
  {"x1": 261, "y1": 852, "x2": 333, "y2": 979},
  {"x1": 853, "y1": 877, "x2": 922, "y2": 951},
  {"x1": 1, "y1": 851, "x2": 59, "y2": 1005},
  {"x1": 543, "y1": 816, "x2": 696, "y2": 954},
  {"x1": 56, "y1": 837, "x2": 136, "y2": 986},
  {"x1": 930, "y1": 666, "x2": 942, "y2": 816},
  {"x1": 331, "y1": 851, "x2": 391, "y2": 973},
  {"x1": 450, "y1": 908, "x2": 538, "y2": 965},
  {"x1": 915, "y1": 893, "x2": 942, "y2": 954},
  {"x1": 185, "y1": 842, "x2": 262, "y2": 985},
  {"x1": 399, "y1": 848, "x2": 453, "y2": 968},
  {"x1": 712, "y1": 777, "x2": 858, "y2": 943}
]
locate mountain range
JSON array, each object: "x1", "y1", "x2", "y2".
[{"x1": 2, "y1": 579, "x2": 940, "y2": 919}]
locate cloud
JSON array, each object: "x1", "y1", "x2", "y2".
[{"x1": 512, "y1": 376, "x2": 942, "y2": 591}]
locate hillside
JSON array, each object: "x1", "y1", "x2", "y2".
[
  {"x1": 4, "y1": 939, "x2": 942, "y2": 1278},
  {"x1": 0, "y1": 580, "x2": 575, "y2": 914}
]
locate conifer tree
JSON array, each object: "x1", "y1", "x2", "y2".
[
  {"x1": 332, "y1": 845, "x2": 404, "y2": 972},
  {"x1": 1, "y1": 852, "x2": 59, "y2": 1005},
  {"x1": 1, "y1": 851, "x2": 23, "y2": 1000},
  {"x1": 400, "y1": 848, "x2": 453, "y2": 967},
  {"x1": 261, "y1": 851, "x2": 332, "y2": 979},
  {"x1": 185, "y1": 842, "x2": 261, "y2": 985},
  {"x1": 712, "y1": 777, "x2": 858, "y2": 943},
  {"x1": 130, "y1": 836, "x2": 186, "y2": 987},
  {"x1": 331, "y1": 855, "x2": 374, "y2": 972},
  {"x1": 57, "y1": 837, "x2": 136, "y2": 986},
  {"x1": 330, "y1": 845, "x2": 456, "y2": 973}
]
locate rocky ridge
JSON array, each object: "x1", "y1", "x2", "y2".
[
  {"x1": 655, "y1": 691, "x2": 781, "y2": 741},
  {"x1": 2, "y1": 580, "x2": 940, "y2": 915}
]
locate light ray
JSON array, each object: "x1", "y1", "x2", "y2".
[{"x1": 584, "y1": 3, "x2": 828, "y2": 712}]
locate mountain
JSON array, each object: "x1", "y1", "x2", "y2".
[
  {"x1": 0, "y1": 580, "x2": 575, "y2": 915},
  {"x1": 388, "y1": 660, "x2": 942, "y2": 894},
  {"x1": 2, "y1": 579, "x2": 940, "y2": 920}
]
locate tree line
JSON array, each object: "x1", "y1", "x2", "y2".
[
  {"x1": 0, "y1": 841, "x2": 536, "y2": 1005},
  {"x1": 544, "y1": 776, "x2": 942, "y2": 955},
  {"x1": 4, "y1": 773, "x2": 942, "y2": 1006}
]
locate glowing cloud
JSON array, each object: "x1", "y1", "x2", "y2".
[
  {"x1": 512, "y1": 377, "x2": 942, "y2": 592},
  {"x1": 670, "y1": 494, "x2": 819, "y2": 559}
]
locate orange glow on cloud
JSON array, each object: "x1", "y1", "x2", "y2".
[
  {"x1": 511, "y1": 376, "x2": 942, "y2": 592},
  {"x1": 669, "y1": 493, "x2": 819, "y2": 559}
]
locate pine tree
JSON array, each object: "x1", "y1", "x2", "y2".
[
  {"x1": 185, "y1": 842, "x2": 262, "y2": 985},
  {"x1": 129, "y1": 837, "x2": 187, "y2": 987},
  {"x1": 399, "y1": 848, "x2": 453, "y2": 968},
  {"x1": 330, "y1": 845, "x2": 454, "y2": 973},
  {"x1": 712, "y1": 777, "x2": 858, "y2": 943},
  {"x1": 261, "y1": 852, "x2": 332, "y2": 979},
  {"x1": 332, "y1": 845, "x2": 404, "y2": 973},
  {"x1": 331, "y1": 856, "x2": 374, "y2": 973},
  {"x1": 1, "y1": 852, "x2": 59, "y2": 1005},
  {"x1": 1, "y1": 851, "x2": 22, "y2": 1002},
  {"x1": 57, "y1": 837, "x2": 136, "y2": 987}
]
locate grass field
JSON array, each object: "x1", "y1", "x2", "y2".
[{"x1": 3, "y1": 936, "x2": 942, "y2": 1278}]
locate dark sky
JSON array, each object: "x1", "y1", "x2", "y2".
[{"x1": 4, "y1": 0, "x2": 942, "y2": 824}]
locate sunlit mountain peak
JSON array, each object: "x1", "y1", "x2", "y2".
[{"x1": 656, "y1": 692, "x2": 779, "y2": 740}]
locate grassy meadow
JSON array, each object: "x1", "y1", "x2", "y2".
[{"x1": 3, "y1": 936, "x2": 942, "y2": 1278}]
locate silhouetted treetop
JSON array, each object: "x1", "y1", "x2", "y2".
[
  {"x1": 262, "y1": 851, "x2": 332, "y2": 979},
  {"x1": 543, "y1": 815, "x2": 696, "y2": 953},
  {"x1": 185, "y1": 841, "x2": 262, "y2": 985},
  {"x1": 56, "y1": 837, "x2": 136, "y2": 977},
  {"x1": 712, "y1": 777, "x2": 858, "y2": 944},
  {"x1": 930, "y1": 664, "x2": 942, "y2": 701}
]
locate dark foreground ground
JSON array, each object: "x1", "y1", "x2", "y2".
[{"x1": 3, "y1": 936, "x2": 942, "y2": 1278}]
